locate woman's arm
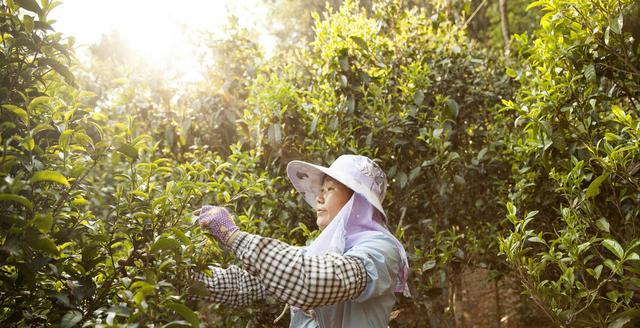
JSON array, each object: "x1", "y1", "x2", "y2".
[
  {"x1": 229, "y1": 232, "x2": 367, "y2": 310},
  {"x1": 189, "y1": 265, "x2": 266, "y2": 307}
]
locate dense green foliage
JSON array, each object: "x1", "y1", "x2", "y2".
[
  {"x1": 0, "y1": 0, "x2": 638, "y2": 327},
  {"x1": 499, "y1": 0, "x2": 640, "y2": 326}
]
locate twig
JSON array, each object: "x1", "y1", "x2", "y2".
[
  {"x1": 462, "y1": 0, "x2": 488, "y2": 30},
  {"x1": 273, "y1": 304, "x2": 289, "y2": 324}
]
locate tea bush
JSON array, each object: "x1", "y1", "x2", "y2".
[
  {"x1": 1, "y1": 0, "x2": 639, "y2": 326},
  {"x1": 499, "y1": 0, "x2": 640, "y2": 326}
]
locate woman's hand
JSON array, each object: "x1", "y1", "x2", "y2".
[{"x1": 198, "y1": 206, "x2": 240, "y2": 246}]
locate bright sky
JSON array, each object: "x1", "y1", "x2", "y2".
[{"x1": 51, "y1": 0, "x2": 277, "y2": 81}]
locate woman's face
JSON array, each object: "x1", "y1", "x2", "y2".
[{"x1": 315, "y1": 176, "x2": 353, "y2": 230}]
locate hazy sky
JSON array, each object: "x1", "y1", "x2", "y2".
[{"x1": 50, "y1": 0, "x2": 276, "y2": 80}]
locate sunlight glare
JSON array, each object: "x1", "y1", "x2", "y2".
[{"x1": 53, "y1": 0, "x2": 275, "y2": 81}]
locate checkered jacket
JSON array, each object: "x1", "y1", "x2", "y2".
[{"x1": 190, "y1": 232, "x2": 367, "y2": 310}]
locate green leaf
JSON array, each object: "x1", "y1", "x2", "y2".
[
  {"x1": 23, "y1": 15, "x2": 34, "y2": 33},
  {"x1": 604, "y1": 259, "x2": 617, "y2": 272},
  {"x1": 594, "y1": 218, "x2": 610, "y2": 233},
  {"x1": 30, "y1": 170, "x2": 70, "y2": 187},
  {"x1": 33, "y1": 212, "x2": 53, "y2": 233},
  {"x1": 408, "y1": 166, "x2": 421, "y2": 182},
  {"x1": 74, "y1": 132, "x2": 94, "y2": 148},
  {"x1": 310, "y1": 115, "x2": 318, "y2": 133},
  {"x1": 612, "y1": 105, "x2": 625, "y2": 121},
  {"x1": 602, "y1": 239, "x2": 624, "y2": 259},
  {"x1": 608, "y1": 316, "x2": 631, "y2": 328},
  {"x1": 39, "y1": 58, "x2": 76, "y2": 86},
  {"x1": 117, "y1": 144, "x2": 139, "y2": 161},
  {"x1": 188, "y1": 280, "x2": 212, "y2": 297},
  {"x1": 60, "y1": 310, "x2": 82, "y2": 328},
  {"x1": 584, "y1": 64, "x2": 596, "y2": 82},
  {"x1": 506, "y1": 67, "x2": 516, "y2": 78},
  {"x1": 15, "y1": 0, "x2": 42, "y2": 14},
  {"x1": 150, "y1": 237, "x2": 180, "y2": 253},
  {"x1": 166, "y1": 302, "x2": 200, "y2": 328},
  {"x1": 0, "y1": 193, "x2": 34, "y2": 209},
  {"x1": 525, "y1": 0, "x2": 545, "y2": 10},
  {"x1": 161, "y1": 321, "x2": 192, "y2": 328},
  {"x1": 527, "y1": 236, "x2": 546, "y2": 244},
  {"x1": 587, "y1": 264, "x2": 603, "y2": 279},
  {"x1": 20, "y1": 135, "x2": 35, "y2": 151},
  {"x1": 422, "y1": 260, "x2": 436, "y2": 272},
  {"x1": 34, "y1": 20, "x2": 54, "y2": 31},
  {"x1": 446, "y1": 99, "x2": 459, "y2": 118},
  {"x1": 413, "y1": 90, "x2": 424, "y2": 106},
  {"x1": 349, "y1": 36, "x2": 369, "y2": 52},
  {"x1": 170, "y1": 228, "x2": 190, "y2": 245},
  {"x1": 397, "y1": 171, "x2": 408, "y2": 189},
  {"x1": 610, "y1": 14, "x2": 623, "y2": 34},
  {"x1": 626, "y1": 252, "x2": 639, "y2": 261},
  {"x1": 1, "y1": 104, "x2": 29, "y2": 124},
  {"x1": 71, "y1": 197, "x2": 88, "y2": 207},
  {"x1": 586, "y1": 174, "x2": 608, "y2": 199},
  {"x1": 347, "y1": 96, "x2": 355, "y2": 113},
  {"x1": 339, "y1": 74, "x2": 348, "y2": 87},
  {"x1": 31, "y1": 235, "x2": 59, "y2": 255},
  {"x1": 28, "y1": 96, "x2": 51, "y2": 111},
  {"x1": 32, "y1": 123, "x2": 54, "y2": 135},
  {"x1": 59, "y1": 130, "x2": 73, "y2": 150}
]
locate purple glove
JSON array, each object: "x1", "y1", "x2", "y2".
[{"x1": 198, "y1": 206, "x2": 239, "y2": 245}]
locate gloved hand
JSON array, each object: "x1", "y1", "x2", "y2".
[{"x1": 197, "y1": 205, "x2": 239, "y2": 246}]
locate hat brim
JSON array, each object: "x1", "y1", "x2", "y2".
[{"x1": 286, "y1": 160, "x2": 387, "y2": 220}]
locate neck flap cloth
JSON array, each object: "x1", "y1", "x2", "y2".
[{"x1": 305, "y1": 193, "x2": 411, "y2": 297}]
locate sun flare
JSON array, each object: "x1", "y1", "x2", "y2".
[{"x1": 52, "y1": 0, "x2": 275, "y2": 81}]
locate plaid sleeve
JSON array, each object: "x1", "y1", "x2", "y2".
[
  {"x1": 189, "y1": 265, "x2": 266, "y2": 308},
  {"x1": 230, "y1": 231, "x2": 367, "y2": 310}
]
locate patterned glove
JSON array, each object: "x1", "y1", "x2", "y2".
[{"x1": 198, "y1": 206, "x2": 239, "y2": 246}]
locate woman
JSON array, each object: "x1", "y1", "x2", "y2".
[{"x1": 191, "y1": 154, "x2": 410, "y2": 327}]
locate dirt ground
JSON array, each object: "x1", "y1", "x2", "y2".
[{"x1": 392, "y1": 268, "x2": 553, "y2": 328}]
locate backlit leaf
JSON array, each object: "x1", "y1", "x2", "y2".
[
  {"x1": 0, "y1": 193, "x2": 34, "y2": 209},
  {"x1": 30, "y1": 170, "x2": 70, "y2": 187},
  {"x1": 1, "y1": 104, "x2": 28, "y2": 124},
  {"x1": 117, "y1": 144, "x2": 139, "y2": 161},
  {"x1": 150, "y1": 237, "x2": 180, "y2": 253},
  {"x1": 585, "y1": 174, "x2": 608, "y2": 199}
]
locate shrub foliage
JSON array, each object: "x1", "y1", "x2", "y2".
[{"x1": 0, "y1": 0, "x2": 638, "y2": 327}]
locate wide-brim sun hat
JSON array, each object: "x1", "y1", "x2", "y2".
[{"x1": 286, "y1": 154, "x2": 388, "y2": 220}]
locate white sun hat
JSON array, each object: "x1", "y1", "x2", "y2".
[{"x1": 286, "y1": 154, "x2": 388, "y2": 220}]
